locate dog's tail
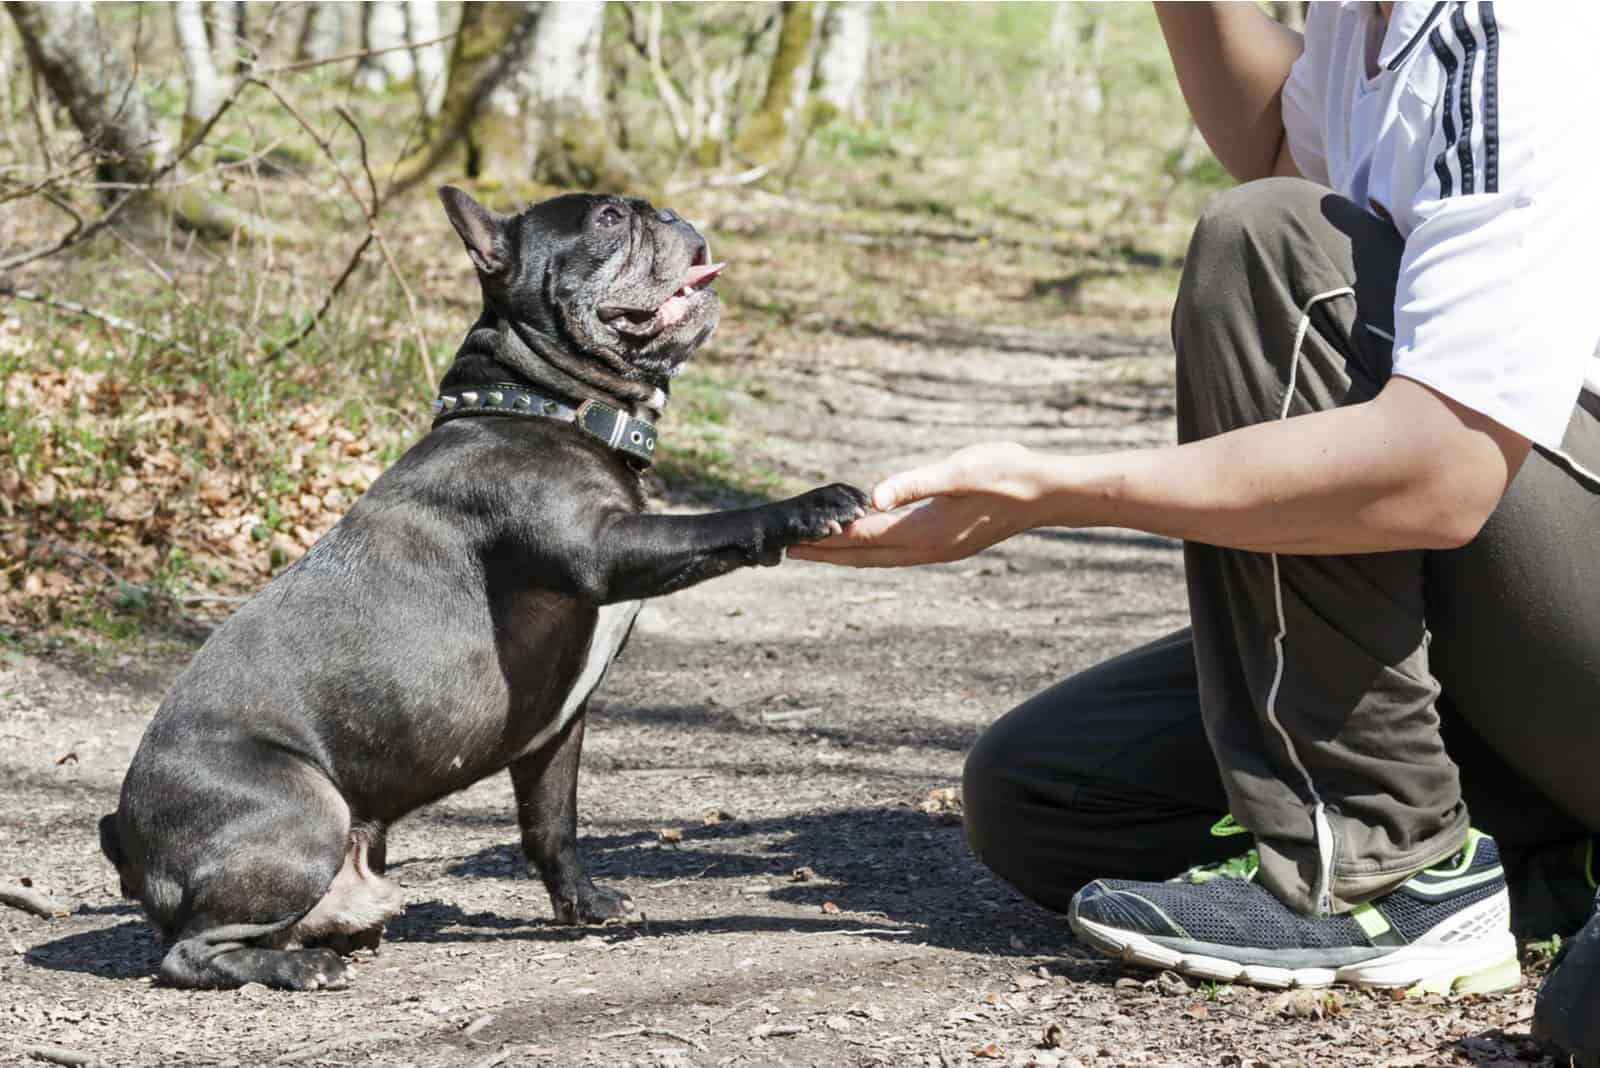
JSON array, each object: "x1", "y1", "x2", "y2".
[
  {"x1": 98, "y1": 812, "x2": 125, "y2": 867},
  {"x1": 98, "y1": 811, "x2": 137, "y2": 899}
]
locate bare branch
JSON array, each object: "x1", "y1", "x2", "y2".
[
  {"x1": 254, "y1": 31, "x2": 457, "y2": 77},
  {"x1": 0, "y1": 883, "x2": 72, "y2": 918},
  {"x1": 266, "y1": 232, "x2": 373, "y2": 359},
  {"x1": 0, "y1": 282, "x2": 194, "y2": 354},
  {"x1": 0, "y1": 72, "x2": 250, "y2": 273},
  {"x1": 252, "y1": 79, "x2": 434, "y2": 384}
]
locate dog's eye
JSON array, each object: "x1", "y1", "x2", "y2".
[{"x1": 595, "y1": 205, "x2": 625, "y2": 228}]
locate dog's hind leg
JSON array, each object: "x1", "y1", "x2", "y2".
[
  {"x1": 510, "y1": 708, "x2": 633, "y2": 925},
  {"x1": 160, "y1": 922, "x2": 350, "y2": 991},
  {"x1": 154, "y1": 770, "x2": 397, "y2": 990}
]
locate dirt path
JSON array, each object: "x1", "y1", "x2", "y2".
[{"x1": 0, "y1": 320, "x2": 1553, "y2": 1067}]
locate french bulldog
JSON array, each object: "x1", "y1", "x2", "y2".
[{"x1": 98, "y1": 188, "x2": 869, "y2": 990}]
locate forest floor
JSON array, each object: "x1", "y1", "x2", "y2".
[{"x1": 0, "y1": 242, "x2": 1560, "y2": 1066}]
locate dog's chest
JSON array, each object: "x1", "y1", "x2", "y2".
[{"x1": 518, "y1": 600, "x2": 641, "y2": 757}]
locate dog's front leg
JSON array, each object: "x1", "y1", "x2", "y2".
[
  {"x1": 586, "y1": 482, "x2": 870, "y2": 602},
  {"x1": 509, "y1": 708, "x2": 632, "y2": 925}
]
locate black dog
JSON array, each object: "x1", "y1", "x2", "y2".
[{"x1": 98, "y1": 188, "x2": 868, "y2": 991}]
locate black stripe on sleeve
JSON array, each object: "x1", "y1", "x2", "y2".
[
  {"x1": 1429, "y1": 26, "x2": 1459, "y2": 198},
  {"x1": 1480, "y1": 2, "x2": 1500, "y2": 193},
  {"x1": 1387, "y1": 2, "x2": 1450, "y2": 70},
  {"x1": 1450, "y1": 5, "x2": 1478, "y2": 195}
]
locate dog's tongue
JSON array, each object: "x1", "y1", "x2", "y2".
[
  {"x1": 684, "y1": 262, "x2": 724, "y2": 289},
  {"x1": 658, "y1": 262, "x2": 725, "y2": 328}
]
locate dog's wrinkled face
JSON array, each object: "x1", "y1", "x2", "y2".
[{"x1": 440, "y1": 187, "x2": 721, "y2": 382}]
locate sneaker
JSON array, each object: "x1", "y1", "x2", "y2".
[
  {"x1": 1068, "y1": 824, "x2": 1519, "y2": 992},
  {"x1": 1532, "y1": 884, "x2": 1600, "y2": 1067}
]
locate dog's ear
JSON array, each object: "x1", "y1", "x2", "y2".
[{"x1": 438, "y1": 186, "x2": 508, "y2": 275}]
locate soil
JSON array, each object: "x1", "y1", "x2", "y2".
[{"x1": 0, "y1": 317, "x2": 1558, "y2": 1068}]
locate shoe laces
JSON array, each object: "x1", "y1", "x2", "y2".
[{"x1": 1178, "y1": 815, "x2": 1260, "y2": 884}]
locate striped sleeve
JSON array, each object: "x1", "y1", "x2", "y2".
[{"x1": 1390, "y1": 2, "x2": 1600, "y2": 450}]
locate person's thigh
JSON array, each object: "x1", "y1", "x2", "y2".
[
  {"x1": 962, "y1": 629, "x2": 1236, "y2": 912},
  {"x1": 1428, "y1": 392, "x2": 1600, "y2": 840}
]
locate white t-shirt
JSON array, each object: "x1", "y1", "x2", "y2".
[{"x1": 1282, "y1": 1, "x2": 1600, "y2": 449}]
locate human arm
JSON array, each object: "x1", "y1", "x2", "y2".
[
  {"x1": 787, "y1": 376, "x2": 1530, "y2": 567},
  {"x1": 1154, "y1": 2, "x2": 1304, "y2": 182}
]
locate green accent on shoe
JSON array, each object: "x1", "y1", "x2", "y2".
[
  {"x1": 1210, "y1": 815, "x2": 1250, "y2": 838},
  {"x1": 1184, "y1": 849, "x2": 1260, "y2": 884},
  {"x1": 1352, "y1": 903, "x2": 1392, "y2": 939},
  {"x1": 1422, "y1": 828, "x2": 1484, "y2": 878},
  {"x1": 1586, "y1": 837, "x2": 1595, "y2": 891},
  {"x1": 1405, "y1": 954, "x2": 1521, "y2": 996}
]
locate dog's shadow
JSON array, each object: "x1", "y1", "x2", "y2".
[
  {"x1": 27, "y1": 915, "x2": 163, "y2": 980},
  {"x1": 419, "y1": 804, "x2": 1071, "y2": 959},
  {"x1": 27, "y1": 806, "x2": 1074, "y2": 981}
]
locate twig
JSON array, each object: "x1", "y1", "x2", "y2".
[
  {"x1": 666, "y1": 164, "x2": 771, "y2": 196},
  {"x1": 596, "y1": 1026, "x2": 708, "y2": 1053},
  {"x1": 266, "y1": 233, "x2": 373, "y2": 359},
  {"x1": 334, "y1": 106, "x2": 435, "y2": 385},
  {"x1": 0, "y1": 69, "x2": 252, "y2": 273},
  {"x1": 799, "y1": 927, "x2": 914, "y2": 938},
  {"x1": 20, "y1": 537, "x2": 248, "y2": 610},
  {"x1": 274, "y1": 1032, "x2": 408, "y2": 1064},
  {"x1": 0, "y1": 883, "x2": 73, "y2": 918},
  {"x1": 252, "y1": 79, "x2": 434, "y2": 385},
  {"x1": 648, "y1": 863, "x2": 718, "y2": 889},
  {"x1": 255, "y1": 32, "x2": 458, "y2": 77},
  {"x1": 0, "y1": 284, "x2": 194, "y2": 354},
  {"x1": 23, "y1": 1047, "x2": 99, "y2": 1068},
  {"x1": 106, "y1": 228, "x2": 194, "y2": 306}
]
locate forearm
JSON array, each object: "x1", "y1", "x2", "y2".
[
  {"x1": 1027, "y1": 381, "x2": 1525, "y2": 555},
  {"x1": 1155, "y1": 2, "x2": 1302, "y2": 183}
]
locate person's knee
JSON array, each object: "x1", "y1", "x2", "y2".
[
  {"x1": 960, "y1": 716, "x2": 1017, "y2": 865},
  {"x1": 1174, "y1": 177, "x2": 1335, "y2": 441},
  {"x1": 1175, "y1": 177, "x2": 1327, "y2": 341}
]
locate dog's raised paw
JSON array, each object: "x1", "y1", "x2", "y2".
[{"x1": 777, "y1": 482, "x2": 871, "y2": 544}]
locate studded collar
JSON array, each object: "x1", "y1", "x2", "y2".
[{"x1": 430, "y1": 383, "x2": 660, "y2": 467}]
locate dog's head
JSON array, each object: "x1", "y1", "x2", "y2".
[{"x1": 439, "y1": 187, "x2": 721, "y2": 388}]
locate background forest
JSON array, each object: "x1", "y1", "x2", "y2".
[{"x1": 0, "y1": 0, "x2": 1258, "y2": 640}]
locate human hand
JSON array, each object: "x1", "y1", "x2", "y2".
[{"x1": 786, "y1": 442, "x2": 1043, "y2": 568}]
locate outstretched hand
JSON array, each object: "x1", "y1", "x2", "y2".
[{"x1": 786, "y1": 442, "x2": 1044, "y2": 568}]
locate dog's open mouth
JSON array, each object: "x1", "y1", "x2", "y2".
[{"x1": 598, "y1": 261, "x2": 724, "y2": 340}]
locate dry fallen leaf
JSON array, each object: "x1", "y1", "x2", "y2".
[
  {"x1": 820, "y1": 901, "x2": 840, "y2": 914},
  {"x1": 657, "y1": 828, "x2": 683, "y2": 845},
  {"x1": 1040, "y1": 1021, "x2": 1066, "y2": 1049},
  {"x1": 791, "y1": 866, "x2": 815, "y2": 883},
  {"x1": 971, "y1": 1042, "x2": 1003, "y2": 1060}
]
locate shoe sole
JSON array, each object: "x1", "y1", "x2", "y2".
[{"x1": 1069, "y1": 890, "x2": 1520, "y2": 993}]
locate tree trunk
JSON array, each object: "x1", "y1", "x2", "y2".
[
  {"x1": 383, "y1": 1, "x2": 540, "y2": 196},
  {"x1": 0, "y1": 12, "x2": 17, "y2": 148},
  {"x1": 6, "y1": 0, "x2": 173, "y2": 186},
  {"x1": 208, "y1": 0, "x2": 244, "y2": 76},
  {"x1": 295, "y1": 2, "x2": 347, "y2": 63},
  {"x1": 173, "y1": 1, "x2": 223, "y2": 141},
  {"x1": 354, "y1": 0, "x2": 413, "y2": 93},
  {"x1": 734, "y1": 1, "x2": 815, "y2": 165},
  {"x1": 812, "y1": 0, "x2": 869, "y2": 123},
  {"x1": 407, "y1": 0, "x2": 449, "y2": 120},
  {"x1": 5, "y1": 0, "x2": 269, "y2": 237},
  {"x1": 519, "y1": 1, "x2": 639, "y2": 192}
]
